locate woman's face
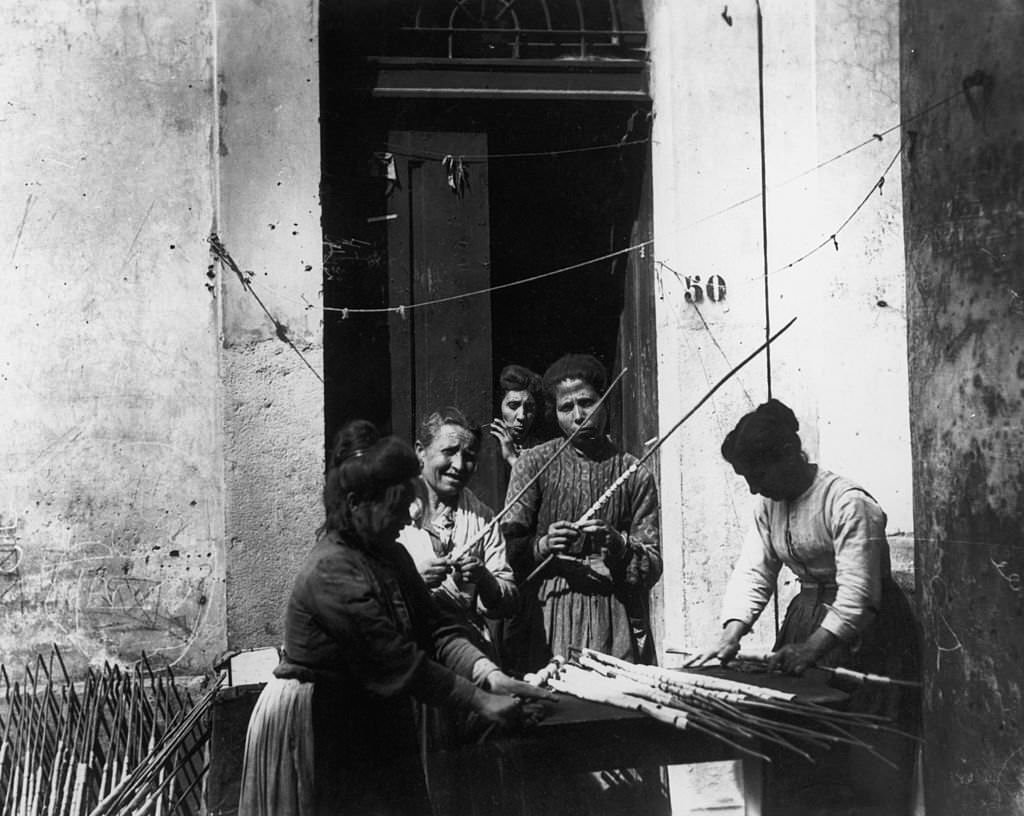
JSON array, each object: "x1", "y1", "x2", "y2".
[
  {"x1": 733, "y1": 457, "x2": 804, "y2": 502},
  {"x1": 416, "y1": 423, "x2": 479, "y2": 501},
  {"x1": 553, "y1": 378, "x2": 606, "y2": 442},
  {"x1": 351, "y1": 479, "x2": 416, "y2": 545},
  {"x1": 500, "y1": 389, "x2": 537, "y2": 442}
]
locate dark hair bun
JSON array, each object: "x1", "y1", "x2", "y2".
[
  {"x1": 323, "y1": 420, "x2": 420, "y2": 534},
  {"x1": 330, "y1": 419, "x2": 380, "y2": 468},
  {"x1": 755, "y1": 399, "x2": 799, "y2": 434},
  {"x1": 721, "y1": 398, "x2": 803, "y2": 468}
]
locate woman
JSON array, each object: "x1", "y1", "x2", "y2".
[
  {"x1": 488, "y1": 364, "x2": 545, "y2": 469},
  {"x1": 690, "y1": 399, "x2": 920, "y2": 814},
  {"x1": 399, "y1": 408, "x2": 517, "y2": 659},
  {"x1": 501, "y1": 354, "x2": 662, "y2": 673},
  {"x1": 501, "y1": 354, "x2": 666, "y2": 816},
  {"x1": 238, "y1": 420, "x2": 550, "y2": 816}
]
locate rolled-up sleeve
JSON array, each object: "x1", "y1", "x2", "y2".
[
  {"x1": 820, "y1": 492, "x2": 886, "y2": 640},
  {"x1": 720, "y1": 508, "x2": 781, "y2": 628},
  {"x1": 478, "y1": 521, "x2": 518, "y2": 617}
]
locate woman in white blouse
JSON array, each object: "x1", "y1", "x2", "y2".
[{"x1": 691, "y1": 399, "x2": 919, "y2": 815}]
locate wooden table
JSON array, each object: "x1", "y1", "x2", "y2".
[{"x1": 426, "y1": 668, "x2": 847, "y2": 816}]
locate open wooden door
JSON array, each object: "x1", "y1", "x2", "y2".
[{"x1": 386, "y1": 130, "x2": 502, "y2": 509}]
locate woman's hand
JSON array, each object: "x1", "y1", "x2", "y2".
[
  {"x1": 416, "y1": 555, "x2": 452, "y2": 589},
  {"x1": 488, "y1": 419, "x2": 519, "y2": 466},
  {"x1": 766, "y1": 643, "x2": 818, "y2": 675},
  {"x1": 576, "y1": 518, "x2": 626, "y2": 557},
  {"x1": 485, "y1": 671, "x2": 557, "y2": 702},
  {"x1": 767, "y1": 628, "x2": 838, "y2": 675},
  {"x1": 684, "y1": 620, "x2": 749, "y2": 667},
  {"x1": 471, "y1": 672, "x2": 556, "y2": 729},
  {"x1": 537, "y1": 520, "x2": 580, "y2": 557},
  {"x1": 455, "y1": 554, "x2": 486, "y2": 584}
]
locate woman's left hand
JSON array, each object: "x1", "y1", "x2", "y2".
[
  {"x1": 576, "y1": 518, "x2": 625, "y2": 557},
  {"x1": 767, "y1": 644, "x2": 818, "y2": 675},
  {"x1": 455, "y1": 554, "x2": 486, "y2": 584},
  {"x1": 768, "y1": 627, "x2": 839, "y2": 675},
  {"x1": 486, "y1": 671, "x2": 557, "y2": 702}
]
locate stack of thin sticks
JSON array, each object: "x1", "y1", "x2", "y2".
[
  {"x1": 0, "y1": 646, "x2": 221, "y2": 816},
  {"x1": 546, "y1": 648, "x2": 912, "y2": 768}
]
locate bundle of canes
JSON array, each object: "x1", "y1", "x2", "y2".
[
  {"x1": 524, "y1": 317, "x2": 798, "y2": 585},
  {"x1": 548, "y1": 647, "x2": 915, "y2": 769},
  {"x1": 445, "y1": 367, "x2": 629, "y2": 565},
  {"x1": 0, "y1": 645, "x2": 217, "y2": 816}
]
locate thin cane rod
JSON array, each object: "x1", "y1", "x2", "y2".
[
  {"x1": 167, "y1": 758, "x2": 209, "y2": 816},
  {"x1": 732, "y1": 650, "x2": 923, "y2": 689},
  {"x1": 524, "y1": 318, "x2": 797, "y2": 584},
  {"x1": 136, "y1": 730, "x2": 210, "y2": 816},
  {"x1": 632, "y1": 700, "x2": 774, "y2": 763},
  {"x1": 152, "y1": 663, "x2": 203, "y2": 794},
  {"x1": 583, "y1": 315, "x2": 797, "y2": 520},
  {"x1": 446, "y1": 367, "x2": 629, "y2": 563}
]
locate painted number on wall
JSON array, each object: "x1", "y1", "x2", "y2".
[{"x1": 683, "y1": 275, "x2": 727, "y2": 303}]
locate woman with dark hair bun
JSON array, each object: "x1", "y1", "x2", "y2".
[
  {"x1": 238, "y1": 420, "x2": 552, "y2": 816},
  {"x1": 690, "y1": 398, "x2": 920, "y2": 815},
  {"x1": 489, "y1": 364, "x2": 545, "y2": 467}
]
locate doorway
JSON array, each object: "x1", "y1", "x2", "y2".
[{"x1": 320, "y1": 8, "x2": 656, "y2": 512}]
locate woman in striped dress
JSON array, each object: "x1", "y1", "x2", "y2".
[{"x1": 501, "y1": 354, "x2": 662, "y2": 673}]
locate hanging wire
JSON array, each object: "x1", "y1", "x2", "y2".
[
  {"x1": 328, "y1": 129, "x2": 906, "y2": 322},
  {"x1": 209, "y1": 234, "x2": 324, "y2": 384},
  {"x1": 382, "y1": 137, "x2": 651, "y2": 162},
  {"x1": 322, "y1": 239, "x2": 653, "y2": 316},
  {"x1": 668, "y1": 88, "x2": 961, "y2": 233},
  {"x1": 324, "y1": 90, "x2": 957, "y2": 319},
  {"x1": 755, "y1": 0, "x2": 772, "y2": 400},
  {"x1": 772, "y1": 140, "x2": 905, "y2": 276}
]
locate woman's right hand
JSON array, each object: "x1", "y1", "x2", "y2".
[
  {"x1": 537, "y1": 520, "x2": 580, "y2": 558},
  {"x1": 417, "y1": 555, "x2": 452, "y2": 588},
  {"x1": 470, "y1": 685, "x2": 553, "y2": 729},
  {"x1": 470, "y1": 688, "x2": 524, "y2": 727},
  {"x1": 684, "y1": 620, "x2": 749, "y2": 667},
  {"x1": 488, "y1": 419, "x2": 519, "y2": 466}
]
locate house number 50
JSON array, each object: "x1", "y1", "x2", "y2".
[{"x1": 683, "y1": 275, "x2": 727, "y2": 303}]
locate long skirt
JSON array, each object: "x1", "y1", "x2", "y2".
[
  {"x1": 238, "y1": 678, "x2": 315, "y2": 816},
  {"x1": 239, "y1": 677, "x2": 430, "y2": 816},
  {"x1": 772, "y1": 579, "x2": 921, "y2": 815}
]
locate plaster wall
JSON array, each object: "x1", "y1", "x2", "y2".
[
  {"x1": 216, "y1": 0, "x2": 324, "y2": 651},
  {"x1": 901, "y1": 1, "x2": 1024, "y2": 812},
  {"x1": 647, "y1": 0, "x2": 913, "y2": 806},
  {"x1": 647, "y1": 0, "x2": 911, "y2": 805},
  {"x1": 0, "y1": 0, "x2": 325, "y2": 674},
  {"x1": 0, "y1": 1, "x2": 224, "y2": 675},
  {"x1": 649, "y1": 0, "x2": 910, "y2": 655}
]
